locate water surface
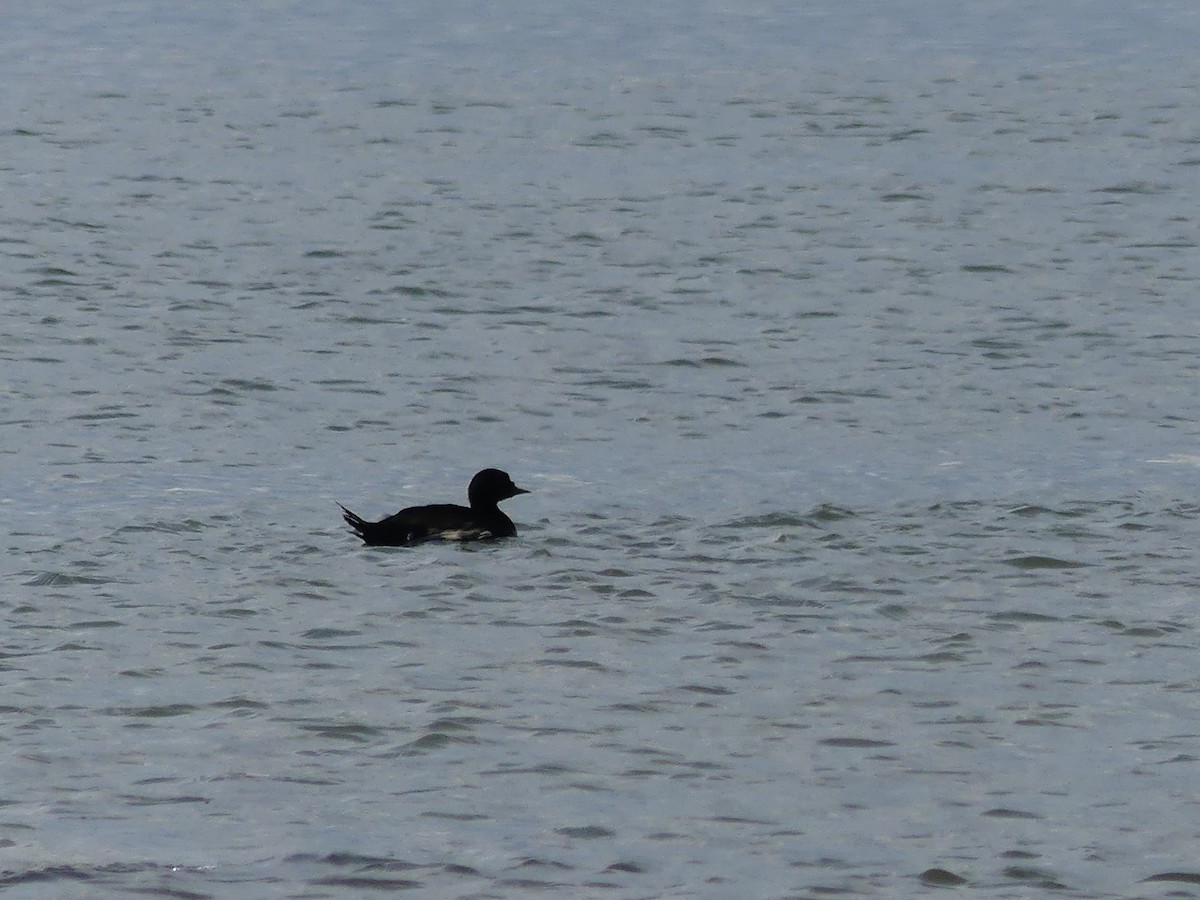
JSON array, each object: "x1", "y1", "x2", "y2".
[{"x1": 4, "y1": 2, "x2": 1200, "y2": 897}]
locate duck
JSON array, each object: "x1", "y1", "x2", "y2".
[{"x1": 340, "y1": 468, "x2": 529, "y2": 546}]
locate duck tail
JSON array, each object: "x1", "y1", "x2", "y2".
[{"x1": 339, "y1": 503, "x2": 372, "y2": 543}]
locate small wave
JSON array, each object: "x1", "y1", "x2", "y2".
[
  {"x1": 1002, "y1": 555, "x2": 1088, "y2": 569},
  {"x1": 22, "y1": 571, "x2": 112, "y2": 587}
]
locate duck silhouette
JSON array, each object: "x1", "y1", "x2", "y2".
[{"x1": 340, "y1": 468, "x2": 529, "y2": 546}]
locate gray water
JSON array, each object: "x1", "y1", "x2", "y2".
[{"x1": 5, "y1": 2, "x2": 1200, "y2": 897}]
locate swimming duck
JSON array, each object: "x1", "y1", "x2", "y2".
[{"x1": 340, "y1": 468, "x2": 529, "y2": 546}]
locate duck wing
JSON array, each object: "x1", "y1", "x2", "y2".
[{"x1": 341, "y1": 503, "x2": 492, "y2": 546}]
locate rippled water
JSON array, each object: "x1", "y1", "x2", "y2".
[{"x1": 5, "y1": 2, "x2": 1200, "y2": 897}]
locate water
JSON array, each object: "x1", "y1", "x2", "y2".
[{"x1": 4, "y1": 1, "x2": 1200, "y2": 896}]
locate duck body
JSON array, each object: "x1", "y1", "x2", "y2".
[{"x1": 341, "y1": 468, "x2": 528, "y2": 547}]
